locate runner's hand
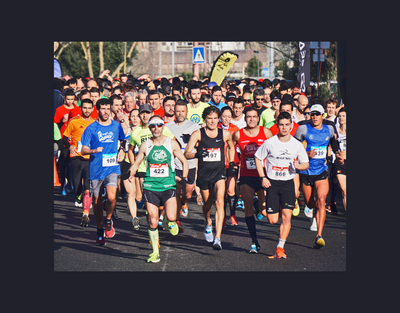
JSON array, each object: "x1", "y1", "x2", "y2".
[
  {"x1": 261, "y1": 177, "x2": 271, "y2": 188},
  {"x1": 196, "y1": 148, "x2": 209, "y2": 159},
  {"x1": 293, "y1": 159, "x2": 299, "y2": 169},
  {"x1": 307, "y1": 149, "x2": 317, "y2": 158},
  {"x1": 228, "y1": 162, "x2": 238, "y2": 177}
]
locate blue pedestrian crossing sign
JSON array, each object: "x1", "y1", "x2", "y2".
[{"x1": 193, "y1": 46, "x2": 205, "y2": 64}]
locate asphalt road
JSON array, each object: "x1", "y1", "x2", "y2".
[{"x1": 54, "y1": 186, "x2": 346, "y2": 272}]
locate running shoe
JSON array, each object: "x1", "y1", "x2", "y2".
[
  {"x1": 75, "y1": 200, "x2": 83, "y2": 208},
  {"x1": 204, "y1": 221, "x2": 214, "y2": 242},
  {"x1": 166, "y1": 221, "x2": 179, "y2": 236},
  {"x1": 197, "y1": 194, "x2": 203, "y2": 206},
  {"x1": 310, "y1": 217, "x2": 317, "y2": 231},
  {"x1": 249, "y1": 242, "x2": 260, "y2": 253},
  {"x1": 132, "y1": 217, "x2": 140, "y2": 230},
  {"x1": 96, "y1": 228, "x2": 105, "y2": 245},
  {"x1": 104, "y1": 219, "x2": 115, "y2": 238},
  {"x1": 230, "y1": 215, "x2": 238, "y2": 226},
  {"x1": 80, "y1": 213, "x2": 90, "y2": 227},
  {"x1": 158, "y1": 215, "x2": 164, "y2": 230},
  {"x1": 275, "y1": 247, "x2": 287, "y2": 259},
  {"x1": 61, "y1": 185, "x2": 67, "y2": 196},
  {"x1": 292, "y1": 199, "x2": 299, "y2": 216},
  {"x1": 304, "y1": 205, "x2": 313, "y2": 218},
  {"x1": 313, "y1": 236, "x2": 325, "y2": 249},
  {"x1": 237, "y1": 197, "x2": 244, "y2": 209},
  {"x1": 180, "y1": 203, "x2": 188, "y2": 217},
  {"x1": 330, "y1": 202, "x2": 338, "y2": 215},
  {"x1": 176, "y1": 220, "x2": 184, "y2": 233},
  {"x1": 325, "y1": 202, "x2": 331, "y2": 213},
  {"x1": 147, "y1": 252, "x2": 160, "y2": 263},
  {"x1": 212, "y1": 237, "x2": 222, "y2": 250},
  {"x1": 136, "y1": 200, "x2": 144, "y2": 210}
]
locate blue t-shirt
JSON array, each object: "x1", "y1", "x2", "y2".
[
  {"x1": 209, "y1": 99, "x2": 228, "y2": 111},
  {"x1": 294, "y1": 123, "x2": 335, "y2": 176},
  {"x1": 81, "y1": 120, "x2": 125, "y2": 180}
]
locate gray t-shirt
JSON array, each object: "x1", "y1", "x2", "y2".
[{"x1": 165, "y1": 120, "x2": 200, "y2": 170}]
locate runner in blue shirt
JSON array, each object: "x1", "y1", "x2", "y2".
[
  {"x1": 294, "y1": 104, "x2": 339, "y2": 249},
  {"x1": 81, "y1": 98, "x2": 126, "y2": 245}
]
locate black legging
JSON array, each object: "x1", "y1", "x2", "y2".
[{"x1": 69, "y1": 156, "x2": 90, "y2": 196}]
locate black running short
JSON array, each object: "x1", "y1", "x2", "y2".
[
  {"x1": 238, "y1": 176, "x2": 265, "y2": 192},
  {"x1": 299, "y1": 170, "x2": 328, "y2": 186},
  {"x1": 143, "y1": 189, "x2": 176, "y2": 207},
  {"x1": 265, "y1": 178, "x2": 295, "y2": 214},
  {"x1": 176, "y1": 168, "x2": 196, "y2": 185},
  {"x1": 196, "y1": 172, "x2": 227, "y2": 191},
  {"x1": 333, "y1": 159, "x2": 346, "y2": 176}
]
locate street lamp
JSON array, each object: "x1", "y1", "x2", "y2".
[{"x1": 253, "y1": 50, "x2": 260, "y2": 80}]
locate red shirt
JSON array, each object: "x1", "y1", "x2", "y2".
[
  {"x1": 152, "y1": 106, "x2": 165, "y2": 118},
  {"x1": 218, "y1": 123, "x2": 240, "y2": 167},
  {"x1": 269, "y1": 120, "x2": 299, "y2": 136},
  {"x1": 54, "y1": 104, "x2": 76, "y2": 135},
  {"x1": 238, "y1": 126, "x2": 268, "y2": 177}
]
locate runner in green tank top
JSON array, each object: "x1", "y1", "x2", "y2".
[{"x1": 127, "y1": 115, "x2": 188, "y2": 263}]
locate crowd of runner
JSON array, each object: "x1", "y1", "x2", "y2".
[{"x1": 54, "y1": 72, "x2": 346, "y2": 263}]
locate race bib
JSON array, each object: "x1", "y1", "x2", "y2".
[
  {"x1": 203, "y1": 148, "x2": 221, "y2": 162},
  {"x1": 310, "y1": 146, "x2": 327, "y2": 159},
  {"x1": 339, "y1": 140, "x2": 346, "y2": 151},
  {"x1": 102, "y1": 153, "x2": 118, "y2": 167},
  {"x1": 77, "y1": 141, "x2": 82, "y2": 153},
  {"x1": 150, "y1": 163, "x2": 169, "y2": 177},
  {"x1": 272, "y1": 166, "x2": 289, "y2": 177},
  {"x1": 246, "y1": 156, "x2": 256, "y2": 169}
]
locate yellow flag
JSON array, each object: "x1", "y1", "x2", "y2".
[{"x1": 209, "y1": 51, "x2": 238, "y2": 86}]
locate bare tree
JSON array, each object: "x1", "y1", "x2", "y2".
[
  {"x1": 99, "y1": 42, "x2": 104, "y2": 73},
  {"x1": 80, "y1": 42, "x2": 94, "y2": 78},
  {"x1": 111, "y1": 42, "x2": 137, "y2": 77}
]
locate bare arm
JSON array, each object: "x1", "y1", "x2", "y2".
[
  {"x1": 81, "y1": 145, "x2": 103, "y2": 155},
  {"x1": 127, "y1": 141, "x2": 147, "y2": 182},
  {"x1": 184, "y1": 129, "x2": 200, "y2": 159},
  {"x1": 172, "y1": 140, "x2": 189, "y2": 178}
]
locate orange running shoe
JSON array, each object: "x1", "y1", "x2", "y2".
[
  {"x1": 230, "y1": 215, "x2": 238, "y2": 226},
  {"x1": 275, "y1": 247, "x2": 287, "y2": 259}
]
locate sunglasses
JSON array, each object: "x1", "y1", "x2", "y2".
[
  {"x1": 304, "y1": 112, "x2": 311, "y2": 116},
  {"x1": 310, "y1": 112, "x2": 322, "y2": 117},
  {"x1": 149, "y1": 123, "x2": 164, "y2": 129}
]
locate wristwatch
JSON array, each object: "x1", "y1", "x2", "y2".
[
  {"x1": 120, "y1": 119, "x2": 125, "y2": 123},
  {"x1": 259, "y1": 176, "x2": 266, "y2": 181}
]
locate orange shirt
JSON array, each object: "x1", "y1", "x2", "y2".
[
  {"x1": 153, "y1": 106, "x2": 165, "y2": 118},
  {"x1": 63, "y1": 115, "x2": 95, "y2": 159}
]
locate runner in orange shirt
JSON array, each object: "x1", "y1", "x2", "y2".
[{"x1": 62, "y1": 99, "x2": 96, "y2": 226}]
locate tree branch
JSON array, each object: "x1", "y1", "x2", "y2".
[{"x1": 111, "y1": 42, "x2": 137, "y2": 77}]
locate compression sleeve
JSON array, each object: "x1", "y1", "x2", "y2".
[{"x1": 294, "y1": 124, "x2": 307, "y2": 142}]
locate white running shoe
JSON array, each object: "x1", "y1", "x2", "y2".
[
  {"x1": 310, "y1": 217, "x2": 317, "y2": 231},
  {"x1": 304, "y1": 205, "x2": 313, "y2": 218},
  {"x1": 204, "y1": 221, "x2": 214, "y2": 242}
]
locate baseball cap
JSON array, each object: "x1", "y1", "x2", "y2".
[
  {"x1": 271, "y1": 94, "x2": 281, "y2": 101},
  {"x1": 226, "y1": 92, "x2": 236, "y2": 101},
  {"x1": 139, "y1": 103, "x2": 153, "y2": 113},
  {"x1": 208, "y1": 81, "x2": 218, "y2": 88},
  {"x1": 310, "y1": 104, "x2": 325, "y2": 115}
]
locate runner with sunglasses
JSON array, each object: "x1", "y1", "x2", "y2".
[
  {"x1": 127, "y1": 115, "x2": 188, "y2": 263},
  {"x1": 294, "y1": 104, "x2": 339, "y2": 249}
]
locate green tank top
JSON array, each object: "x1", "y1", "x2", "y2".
[{"x1": 143, "y1": 136, "x2": 176, "y2": 192}]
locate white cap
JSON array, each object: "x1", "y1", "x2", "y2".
[{"x1": 310, "y1": 104, "x2": 325, "y2": 115}]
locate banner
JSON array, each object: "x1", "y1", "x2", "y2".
[
  {"x1": 297, "y1": 42, "x2": 310, "y2": 93},
  {"x1": 209, "y1": 51, "x2": 238, "y2": 86},
  {"x1": 54, "y1": 58, "x2": 62, "y2": 78}
]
